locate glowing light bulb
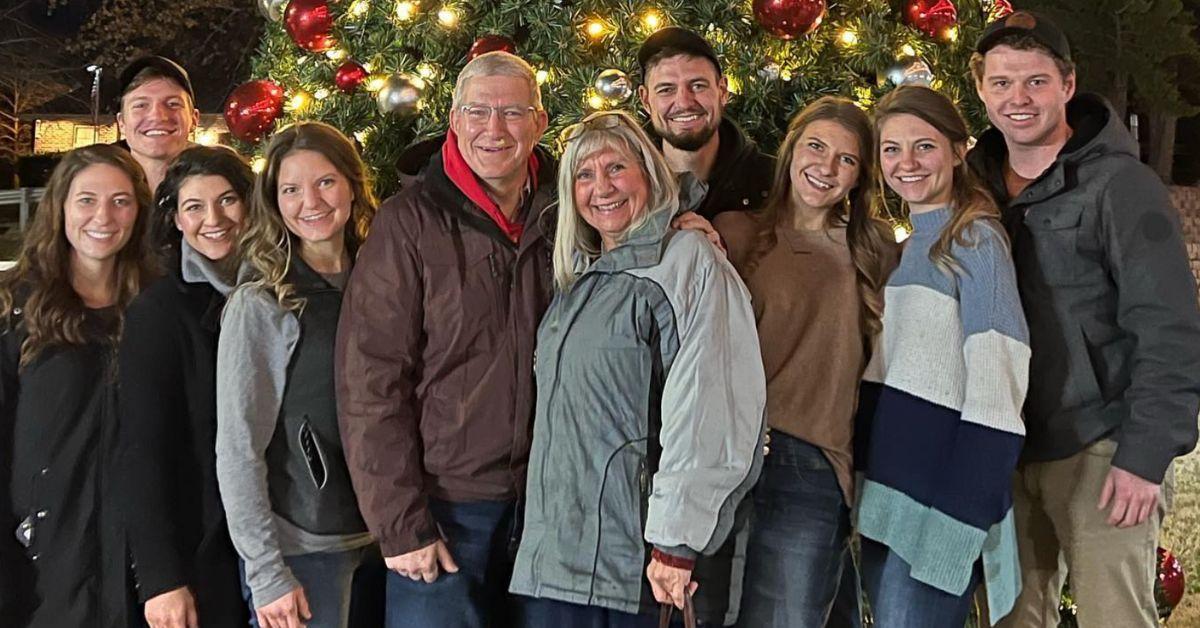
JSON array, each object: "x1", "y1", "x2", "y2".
[
  {"x1": 288, "y1": 91, "x2": 311, "y2": 111},
  {"x1": 642, "y1": 10, "x2": 662, "y2": 31},
  {"x1": 900, "y1": 43, "x2": 917, "y2": 57},
  {"x1": 839, "y1": 29, "x2": 858, "y2": 46},
  {"x1": 395, "y1": 0, "x2": 417, "y2": 21},
  {"x1": 354, "y1": 129, "x2": 372, "y2": 144},
  {"x1": 894, "y1": 225, "x2": 910, "y2": 243},
  {"x1": 348, "y1": 0, "x2": 370, "y2": 18},
  {"x1": 313, "y1": 88, "x2": 330, "y2": 100},
  {"x1": 587, "y1": 93, "x2": 605, "y2": 109},
  {"x1": 417, "y1": 62, "x2": 436, "y2": 79},
  {"x1": 944, "y1": 26, "x2": 959, "y2": 42},
  {"x1": 366, "y1": 75, "x2": 387, "y2": 91},
  {"x1": 437, "y1": 6, "x2": 458, "y2": 27},
  {"x1": 585, "y1": 19, "x2": 606, "y2": 39},
  {"x1": 535, "y1": 69, "x2": 550, "y2": 85},
  {"x1": 326, "y1": 48, "x2": 348, "y2": 61},
  {"x1": 726, "y1": 75, "x2": 741, "y2": 94},
  {"x1": 251, "y1": 157, "x2": 266, "y2": 173},
  {"x1": 196, "y1": 129, "x2": 220, "y2": 146}
]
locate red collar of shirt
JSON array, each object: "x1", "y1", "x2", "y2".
[{"x1": 441, "y1": 130, "x2": 538, "y2": 243}]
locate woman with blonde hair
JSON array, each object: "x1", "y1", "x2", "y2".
[
  {"x1": 0, "y1": 144, "x2": 157, "y2": 626},
  {"x1": 215, "y1": 121, "x2": 379, "y2": 628},
  {"x1": 510, "y1": 110, "x2": 766, "y2": 627},
  {"x1": 713, "y1": 96, "x2": 897, "y2": 627},
  {"x1": 856, "y1": 85, "x2": 1029, "y2": 626}
]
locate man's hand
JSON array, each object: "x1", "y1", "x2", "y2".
[
  {"x1": 671, "y1": 211, "x2": 726, "y2": 255},
  {"x1": 646, "y1": 557, "x2": 698, "y2": 610},
  {"x1": 385, "y1": 540, "x2": 459, "y2": 584},
  {"x1": 255, "y1": 586, "x2": 311, "y2": 628},
  {"x1": 144, "y1": 586, "x2": 198, "y2": 628},
  {"x1": 1098, "y1": 466, "x2": 1161, "y2": 528}
]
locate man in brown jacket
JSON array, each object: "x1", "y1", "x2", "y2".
[{"x1": 335, "y1": 51, "x2": 553, "y2": 627}]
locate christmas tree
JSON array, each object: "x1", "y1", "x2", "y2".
[{"x1": 240, "y1": 0, "x2": 1014, "y2": 197}]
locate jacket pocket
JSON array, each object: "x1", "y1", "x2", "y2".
[{"x1": 1026, "y1": 204, "x2": 1086, "y2": 286}]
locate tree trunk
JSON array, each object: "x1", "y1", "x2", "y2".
[{"x1": 1145, "y1": 109, "x2": 1178, "y2": 183}]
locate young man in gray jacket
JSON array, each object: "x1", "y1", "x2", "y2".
[{"x1": 967, "y1": 11, "x2": 1200, "y2": 627}]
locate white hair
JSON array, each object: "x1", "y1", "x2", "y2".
[
  {"x1": 452, "y1": 51, "x2": 542, "y2": 110},
  {"x1": 552, "y1": 110, "x2": 680, "y2": 291}
]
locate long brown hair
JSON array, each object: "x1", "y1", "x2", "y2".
[
  {"x1": 239, "y1": 121, "x2": 377, "y2": 310},
  {"x1": 0, "y1": 144, "x2": 158, "y2": 366},
  {"x1": 745, "y1": 96, "x2": 895, "y2": 337},
  {"x1": 873, "y1": 86, "x2": 1004, "y2": 275}
]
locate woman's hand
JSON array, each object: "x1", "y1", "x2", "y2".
[
  {"x1": 671, "y1": 211, "x2": 726, "y2": 255},
  {"x1": 144, "y1": 586, "x2": 198, "y2": 628},
  {"x1": 256, "y1": 585, "x2": 312, "y2": 628},
  {"x1": 646, "y1": 557, "x2": 698, "y2": 610}
]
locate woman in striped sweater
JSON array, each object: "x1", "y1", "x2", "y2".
[{"x1": 856, "y1": 85, "x2": 1030, "y2": 626}]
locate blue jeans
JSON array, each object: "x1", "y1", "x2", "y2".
[
  {"x1": 860, "y1": 537, "x2": 981, "y2": 628},
  {"x1": 240, "y1": 544, "x2": 380, "y2": 628},
  {"x1": 385, "y1": 498, "x2": 517, "y2": 628},
  {"x1": 517, "y1": 597, "x2": 658, "y2": 628},
  {"x1": 737, "y1": 432, "x2": 860, "y2": 628}
]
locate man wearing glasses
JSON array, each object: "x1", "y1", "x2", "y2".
[{"x1": 336, "y1": 51, "x2": 553, "y2": 628}]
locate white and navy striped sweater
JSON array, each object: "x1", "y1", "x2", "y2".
[{"x1": 856, "y1": 206, "x2": 1030, "y2": 623}]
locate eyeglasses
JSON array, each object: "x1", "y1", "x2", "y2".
[
  {"x1": 556, "y1": 111, "x2": 627, "y2": 151},
  {"x1": 459, "y1": 104, "x2": 538, "y2": 124}
]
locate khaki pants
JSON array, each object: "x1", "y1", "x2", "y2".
[{"x1": 997, "y1": 439, "x2": 1174, "y2": 628}]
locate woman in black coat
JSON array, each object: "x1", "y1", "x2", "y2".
[
  {"x1": 1, "y1": 144, "x2": 158, "y2": 627},
  {"x1": 114, "y1": 146, "x2": 253, "y2": 628}
]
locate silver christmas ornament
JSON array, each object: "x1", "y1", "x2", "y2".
[
  {"x1": 878, "y1": 56, "x2": 933, "y2": 88},
  {"x1": 594, "y1": 69, "x2": 632, "y2": 102},
  {"x1": 376, "y1": 73, "x2": 425, "y2": 116},
  {"x1": 258, "y1": 0, "x2": 287, "y2": 22}
]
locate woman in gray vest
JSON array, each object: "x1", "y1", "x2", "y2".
[
  {"x1": 215, "y1": 122, "x2": 377, "y2": 628},
  {"x1": 510, "y1": 110, "x2": 767, "y2": 627}
]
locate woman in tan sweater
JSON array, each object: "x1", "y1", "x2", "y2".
[{"x1": 714, "y1": 97, "x2": 897, "y2": 628}]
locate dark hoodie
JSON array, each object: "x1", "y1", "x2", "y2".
[
  {"x1": 650, "y1": 118, "x2": 774, "y2": 220},
  {"x1": 968, "y1": 93, "x2": 1200, "y2": 483}
]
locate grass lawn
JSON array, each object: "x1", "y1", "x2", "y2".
[{"x1": 1162, "y1": 439, "x2": 1199, "y2": 625}]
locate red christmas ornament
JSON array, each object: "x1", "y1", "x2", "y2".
[
  {"x1": 223, "y1": 80, "x2": 285, "y2": 144},
  {"x1": 334, "y1": 60, "x2": 368, "y2": 94},
  {"x1": 752, "y1": 0, "x2": 827, "y2": 40},
  {"x1": 988, "y1": 0, "x2": 1014, "y2": 21},
  {"x1": 905, "y1": 0, "x2": 959, "y2": 40},
  {"x1": 468, "y1": 35, "x2": 517, "y2": 61},
  {"x1": 284, "y1": 0, "x2": 336, "y2": 53},
  {"x1": 1156, "y1": 547, "x2": 1186, "y2": 619}
]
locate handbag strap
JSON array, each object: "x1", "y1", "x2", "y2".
[{"x1": 657, "y1": 591, "x2": 696, "y2": 628}]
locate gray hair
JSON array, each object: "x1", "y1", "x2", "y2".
[
  {"x1": 552, "y1": 110, "x2": 680, "y2": 291},
  {"x1": 452, "y1": 51, "x2": 542, "y2": 110}
]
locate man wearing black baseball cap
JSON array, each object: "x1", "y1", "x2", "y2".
[
  {"x1": 116, "y1": 55, "x2": 198, "y2": 192},
  {"x1": 967, "y1": 11, "x2": 1200, "y2": 627},
  {"x1": 636, "y1": 27, "x2": 772, "y2": 220}
]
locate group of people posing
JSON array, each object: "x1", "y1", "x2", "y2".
[{"x1": 3, "y1": 10, "x2": 1200, "y2": 628}]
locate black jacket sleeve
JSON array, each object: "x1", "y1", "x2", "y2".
[
  {"x1": 116, "y1": 294, "x2": 189, "y2": 601},
  {"x1": 0, "y1": 324, "x2": 24, "y2": 617},
  {"x1": 1102, "y1": 163, "x2": 1200, "y2": 482}
]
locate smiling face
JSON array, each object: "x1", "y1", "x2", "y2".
[
  {"x1": 174, "y1": 174, "x2": 246, "y2": 262},
  {"x1": 117, "y1": 78, "x2": 198, "y2": 162},
  {"x1": 276, "y1": 149, "x2": 353, "y2": 247},
  {"x1": 787, "y1": 119, "x2": 863, "y2": 215},
  {"x1": 449, "y1": 74, "x2": 548, "y2": 195},
  {"x1": 64, "y1": 163, "x2": 139, "y2": 268},
  {"x1": 573, "y1": 144, "x2": 651, "y2": 251},
  {"x1": 638, "y1": 54, "x2": 729, "y2": 152},
  {"x1": 976, "y1": 44, "x2": 1075, "y2": 150},
  {"x1": 878, "y1": 113, "x2": 960, "y2": 213}
]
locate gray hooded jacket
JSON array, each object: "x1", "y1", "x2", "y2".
[
  {"x1": 509, "y1": 206, "x2": 767, "y2": 623},
  {"x1": 968, "y1": 93, "x2": 1200, "y2": 483}
]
